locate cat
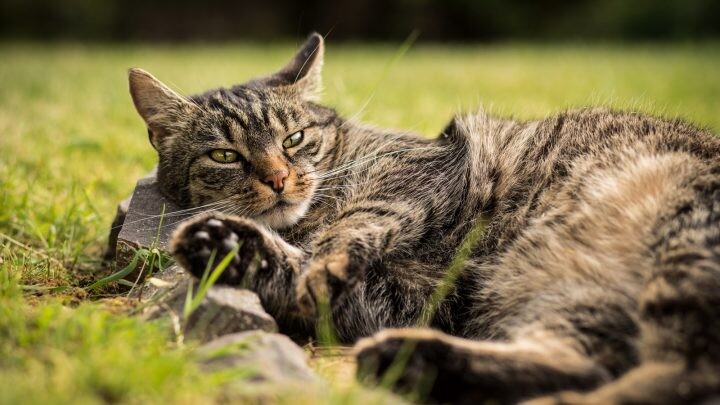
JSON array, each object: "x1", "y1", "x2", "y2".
[{"x1": 127, "y1": 33, "x2": 720, "y2": 404}]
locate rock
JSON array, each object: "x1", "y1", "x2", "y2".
[
  {"x1": 112, "y1": 169, "x2": 190, "y2": 272},
  {"x1": 145, "y1": 282, "x2": 278, "y2": 342},
  {"x1": 104, "y1": 195, "x2": 131, "y2": 262},
  {"x1": 128, "y1": 263, "x2": 189, "y2": 301},
  {"x1": 197, "y1": 331, "x2": 320, "y2": 384}
]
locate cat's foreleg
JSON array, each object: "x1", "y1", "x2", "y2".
[
  {"x1": 295, "y1": 200, "x2": 427, "y2": 316},
  {"x1": 170, "y1": 213, "x2": 307, "y2": 325}
]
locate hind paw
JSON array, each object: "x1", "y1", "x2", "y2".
[{"x1": 355, "y1": 328, "x2": 482, "y2": 402}]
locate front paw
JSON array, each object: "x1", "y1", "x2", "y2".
[
  {"x1": 296, "y1": 251, "x2": 362, "y2": 316},
  {"x1": 171, "y1": 214, "x2": 268, "y2": 286}
]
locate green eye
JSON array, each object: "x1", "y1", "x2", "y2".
[
  {"x1": 282, "y1": 131, "x2": 304, "y2": 149},
  {"x1": 209, "y1": 149, "x2": 239, "y2": 163}
]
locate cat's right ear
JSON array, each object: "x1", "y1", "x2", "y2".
[
  {"x1": 264, "y1": 32, "x2": 324, "y2": 101},
  {"x1": 128, "y1": 68, "x2": 196, "y2": 150}
]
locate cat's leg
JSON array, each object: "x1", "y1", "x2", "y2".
[
  {"x1": 522, "y1": 363, "x2": 720, "y2": 405},
  {"x1": 524, "y1": 183, "x2": 720, "y2": 405},
  {"x1": 523, "y1": 270, "x2": 720, "y2": 405},
  {"x1": 294, "y1": 199, "x2": 430, "y2": 317},
  {"x1": 355, "y1": 327, "x2": 611, "y2": 405},
  {"x1": 171, "y1": 212, "x2": 445, "y2": 340},
  {"x1": 170, "y1": 213, "x2": 308, "y2": 328},
  {"x1": 354, "y1": 278, "x2": 647, "y2": 404}
]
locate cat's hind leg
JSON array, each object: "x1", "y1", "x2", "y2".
[
  {"x1": 524, "y1": 175, "x2": 720, "y2": 405},
  {"x1": 354, "y1": 275, "x2": 650, "y2": 404},
  {"x1": 355, "y1": 327, "x2": 611, "y2": 405}
]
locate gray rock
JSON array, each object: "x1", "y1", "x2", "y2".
[
  {"x1": 145, "y1": 282, "x2": 278, "y2": 342},
  {"x1": 197, "y1": 331, "x2": 319, "y2": 383},
  {"x1": 104, "y1": 195, "x2": 131, "y2": 261},
  {"x1": 113, "y1": 169, "x2": 190, "y2": 271},
  {"x1": 128, "y1": 263, "x2": 189, "y2": 301}
]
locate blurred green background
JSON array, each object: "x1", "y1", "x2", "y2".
[{"x1": 1, "y1": 1, "x2": 720, "y2": 404}]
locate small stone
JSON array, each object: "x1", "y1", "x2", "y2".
[
  {"x1": 110, "y1": 169, "x2": 189, "y2": 273},
  {"x1": 197, "y1": 331, "x2": 320, "y2": 384},
  {"x1": 145, "y1": 282, "x2": 278, "y2": 342},
  {"x1": 128, "y1": 264, "x2": 189, "y2": 301},
  {"x1": 104, "y1": 196, "x2": 131, "y2": 261}
]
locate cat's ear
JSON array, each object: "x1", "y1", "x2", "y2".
[
  {"x1": 128, "y1": 68, "x2": 196, "y2": 150},
  {"x1": 266, "y1": 32, "x2": 324, "y2": 101}
]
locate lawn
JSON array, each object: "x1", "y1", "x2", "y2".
[{"x1": 1, "y1": 41, "x2": 719, "y2": 404}]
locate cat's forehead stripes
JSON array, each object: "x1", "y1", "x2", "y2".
[{"x1": 198, "y1": 87, "x2": 301, "y2": 142}]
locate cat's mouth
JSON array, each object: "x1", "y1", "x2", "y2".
[
  {"x1": 256, "y1": 197, "x2": 311, "y2": 229},
  {"x1": 259, "y1": 197, "x2": 292, "y2": 214},
  {"x1": 272, "y1": 200, "x2": 292, "y2": 210}
]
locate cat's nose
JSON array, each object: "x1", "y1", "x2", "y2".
[{"x1": 263, "y1": 169, "x2": 289, "y2": 193}]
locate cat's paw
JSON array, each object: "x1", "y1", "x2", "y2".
[
  {"x1": 354, "y1": 328, "x2": 473, "y2": 402},
  {"x1": 296, "y1": 251, "x2": 363, "y2": 316},
  {"x1": 171, "y1": 214, "x2": 268, "y2": 286}
]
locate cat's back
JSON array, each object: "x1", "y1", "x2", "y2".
[
  {"x1": 547, "y1": 107, "x2": 720, "y2": 161},
  {"x1": 448, "y1": 107, "x2": 720, "y2": 277}
]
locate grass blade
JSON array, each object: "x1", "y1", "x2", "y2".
[
  {"x1": 182, "y1": 243, "x2": 241, "y2": 320},
  {"x1": 86, "y1": 251, "x2": 142, "y2": 291}
]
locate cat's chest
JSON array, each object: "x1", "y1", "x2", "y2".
[{"x1": 279, "y1": 209, "x2": 334, "y2": 247}]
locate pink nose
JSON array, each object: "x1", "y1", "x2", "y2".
[{"x1": 263, "y1": 169, "x2": 289, "y2": 193}]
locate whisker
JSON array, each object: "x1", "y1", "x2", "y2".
[
  {"x1": 311, "y1": 146, "x2": 439, "y2": 179},
  {"x1": 112, "y1": 199, "x2": 235, "y2": 230},
  {"x1": 310, "y1": 194, "x2": 339, "y2": 210},
  {"x1": 121, "y1": 201, "x2": 227, "y2": 221},
  {"x1": 120, "y1": 199, "x2": 240, "y2": 234}
]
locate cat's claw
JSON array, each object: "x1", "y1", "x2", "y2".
[{"x1": 171, "y1": 214, "x2": 267, "y2": 286}]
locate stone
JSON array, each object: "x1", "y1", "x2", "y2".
[
  {"x1": 145, "y1": 282, "x2": 278, "y2": 342},
  {"x1": 128, "y1": 263, "x2": 189, "y2": 301},
  {"x1": 104, "y1": 168, "x2": 195, "y2": 295},
  {"x1": 104, "y1": 195, "x2": 131, "y2": 262},
  {"x1": 197, "y1": 331, "x2": 320, "y2": 384},
  {"x1": 111, "y1": 168, "x2": 191, "y2": 272}
]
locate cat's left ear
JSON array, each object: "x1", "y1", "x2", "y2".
[
  {"x1": 128, "y1": 68, "x2": 198, "y2": 150},
  {"x1": 266, "y1": 32, "x2": 324, "y2": 101}
]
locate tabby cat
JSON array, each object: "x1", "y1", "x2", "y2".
[{"x1": 127, "y1": 34, "x2": 720, "y2": 404}]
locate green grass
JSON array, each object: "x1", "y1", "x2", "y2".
[{"x1": 1, "y1": 41, "x2": 719, "y2": 404}]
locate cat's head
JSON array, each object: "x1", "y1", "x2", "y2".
[{"x1": 128, "y1": 33, "x2": 337, "y2": 229}]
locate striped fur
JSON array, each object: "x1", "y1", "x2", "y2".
[{"x1": 128, "y1": 34, "x2": 720, "y2": 404}]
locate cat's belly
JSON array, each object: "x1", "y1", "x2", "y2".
[{"x1": 467, "y1": 150, "x2": 704, "y2": 336}]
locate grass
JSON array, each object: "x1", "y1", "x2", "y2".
[{"x1": 1, "y1": 40, "x2": 719, "y2": 404}]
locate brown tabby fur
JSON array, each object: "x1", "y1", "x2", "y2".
[{"x1": 127, "y1": 34, "x2": 720, "y2": 404}]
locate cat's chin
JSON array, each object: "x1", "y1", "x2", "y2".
[{"x1": 256, "y1": 199, "x2": 311, "y2": 229}]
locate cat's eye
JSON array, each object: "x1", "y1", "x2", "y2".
[
  {"x1": 282, "y1": 131, "x2": 304, "y2": 149},
  {"x1": 209, "y1": 149, "x2": 239, "y2": 163}
]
